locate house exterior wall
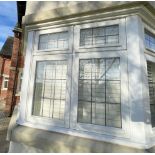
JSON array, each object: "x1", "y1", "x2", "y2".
[
  {"x1": 8, "y1": 1, "x2": 155, "y2": 152},
  {"x1": 0, "y1": 58, "x2": 11, "y2": 100},
  {"x1": 5, "y1": 30, "x2": 24, "y2": 114}
]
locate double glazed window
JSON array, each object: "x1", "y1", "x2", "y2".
[
  {"x1": 147, "y1": 61, "x2": 155, "y2": 127},
  {"x1": 145, "y1": 30, "x2": 155, "y2": 52},
  {"x1": 32, "y1": 60, "x2": 67, "y2": 120},
  {"x1": 39, "y1": 31, "x2": 69, "y2": 50},
  {"x1": 78, "y1": 58, "x2": 121, "y2": 128},
  {"x1": 80, "y1": 25, "x2": 119, "y2": 46},
  {"x1": 23, "y1": 20, "x2": 126, "y2": 134}
]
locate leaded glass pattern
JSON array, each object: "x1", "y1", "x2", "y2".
[
  {"x1": 38, "y1": 31, "x2": 69, "y2": 50},
  {"x1": 80, "y1": 25, "x2": 119, "y2": 47},
  {"x1": 32, "y1": 60, "x2": 67, "y2": 120},
  {"x1": 145, "y1": 30, "x2": 155, "y2": 52},
  {"x1": 147, "y1": 61, "x2": 155, "y2": 127},
  {"x1": 78, "y1": 58, "x2": 121, "y2": 128}
]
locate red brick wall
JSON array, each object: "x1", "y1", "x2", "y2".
[
  {"x1": 3, "y1": 59, "x2": 11, "y2": 75},
  {"x1": 0, "y1": 90, "x2": 8, "y2": 100},
  {"x1": 0, "y1": 58, "x2": 11, "y2": 101},
  {"x1": 0, "y1": 57, "x2": 4, "y2": 95},
  {"x1": 5, "y1": 31, "x2": 23, "y2": 114}
]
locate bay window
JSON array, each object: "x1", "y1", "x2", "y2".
[{"x1": 19, "y1": 18, "x2": 128, "y2": 137}]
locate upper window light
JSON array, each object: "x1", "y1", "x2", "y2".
[
  {"x1": 80, "y1": 25, "x2": 119, "y2": 47},
  {"x1": 38, "y1": 31, "x2": 69, "y2": 50},
  {"x1": 145, "y1": 30, "x2": 155, "y2": 52}
]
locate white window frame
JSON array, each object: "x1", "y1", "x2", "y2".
[
  {"x1": 70, "y1": 51, "x2": 129, "y2": 137},
  {"x1": 144, "y1": 23, "x2": 155, "y2": 55},
  {"x1": 34, "y1": 26, "x2": 73, "y2": 55},
  {"x1": 144, "y1": 23, "x2": 155, "y2": 133},
  {"x1": 19, "y1": 26, "x2": 73, "y2": 129},
  {"x1": 18, "y1": 18, "x2": 129, "y2": 139},
  {"x1": 2, "y1": 75, "x2": 9, "y2": 90},
  {"x1": 74, "y1": 18, "x2": 126, "y2": 52},
  {"x1": 145, "y1": 54, "x2": 155, "y2": 132},
  {"x1": 26, "y1": 54, "x2": 72, "y2": 128}
]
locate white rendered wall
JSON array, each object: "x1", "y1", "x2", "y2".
[{"x1": 17, "y1": 9, "x2": 155, "y2": 148}]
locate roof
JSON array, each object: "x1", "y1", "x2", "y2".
[{"x1": 0, "y1": 36, "x2": 14, "y2": 58}]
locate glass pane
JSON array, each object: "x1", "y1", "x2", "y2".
[
  {"x1": 78, "y1": 57, "x2": 121, "y2": 128},
  {"x1": 105, "y1": 25, "x2": 119, "y2": 36},
  {"x1": 38, "y1": 31, "x2": 69, "y2": 50},
  {"x1": 78, "y1": 101, "x2": 92, "y2": 123},
  {"x1": 32, "y1": 60, "x2": 67, "y2": 120},
  {"x1": 106, "y1": 104, "x2": 121, "y2": 128},
  {"x1": 147, "y1": 61, "x2": 155, "y2": 127},
  {"x1": 106, "y1": 58, "x2": 120, "y2": 80},
  {"x1": 80, "y1": 25, "x2": 119, "y2": 47},
  {"x1": 92, "y1": 102, "x2": 105, "y2": 125},
  {"x1": 145, "y1": 30, "x2": 155, "y2": 51}
]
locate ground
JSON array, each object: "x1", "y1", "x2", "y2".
[{"x1": 0, "y1": 103, "x2": 10, "y2": 153}]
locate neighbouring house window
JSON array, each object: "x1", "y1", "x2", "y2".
[
  {"x1": 145, "y1": 30, "x2": 155, "y2": 52},
  {"x1": 80, "y1": 25, "x2": 119, "y2": 46},
  {"x1": 147, "y1": 61, "x2": 155, "y2": 127},
  {"x1": 3, "y1": 76, "x2": 9, "y2": 89},
  {"x1": 32, "y1": 60, "x2": 67, "y2": 120},
  {"x1": 38, "y1": 31, "x2": 69, "y2": 50},
  {"x1": 78, "y1": 57, "x2": 121, "y2": 128}
]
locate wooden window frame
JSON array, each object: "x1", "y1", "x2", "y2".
[{"x1": 18, "y1": 18, "x2": 129, "y2": 139}]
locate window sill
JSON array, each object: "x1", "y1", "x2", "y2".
[
  {"x1": 1, "y1": 88, "x2": 8, "y2": 91},
  {"x1": 13, "y1": 122, "x2": 147, "y2": 150}
]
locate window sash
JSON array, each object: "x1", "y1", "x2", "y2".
[
  {"x1": 147, "y1": 61, "x2": 155, "y2": 127},
  {"x1": 80, "y1": 25, "x2": 119, "y2": 47},
  {"x1": 26, "y1": 54, "x2": 72, "y2": 128},
  {"x1": 74, "y1": 18, "x2": 126, "y2": 52},
  {"x1": 145, "y1": 30, "x2": 155, "y2": 52},
  {"x1": 34, "y1": 26, "x2": 73, "y2": 55},
  {"x1": 70, "y1": 52, "x2": 128, "y2": 135},
  {"x1": 77, "y1": 58, "x2": 121, "y2": 128}
]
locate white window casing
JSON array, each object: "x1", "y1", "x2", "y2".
[
  {"x1": 2, "y1": 75, "x2": 9, "y2": 90},
  {"x1": 18, "y1": 18, "x2": 130, "y2": 141},
  {"x1": 70, "y1": 51, "x2": 129, "y2": 137},
  {"x1": 74, "y1": 18, "x2": 126, "y2": 52},
  {"x1": 26, "y1": 54, "x2": 72, "y2": 128},
  {"x1": 33, "y1": 26, "x2": 73, "y2": 55}
]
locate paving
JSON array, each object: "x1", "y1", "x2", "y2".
[{"x1": 0, "y1": 106, "x2": 11, "y2": 152}]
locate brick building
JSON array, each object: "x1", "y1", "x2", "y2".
[
  {"x1": 0, "y1": 36, "x2": 13, "y2": 108},
  {"x1": 5, "y1": 2, "x2": 26, "y2": 115}
]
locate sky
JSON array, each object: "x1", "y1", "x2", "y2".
[{"x1": 0, "y1": 1, "x2": 17, "y2": 50}]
